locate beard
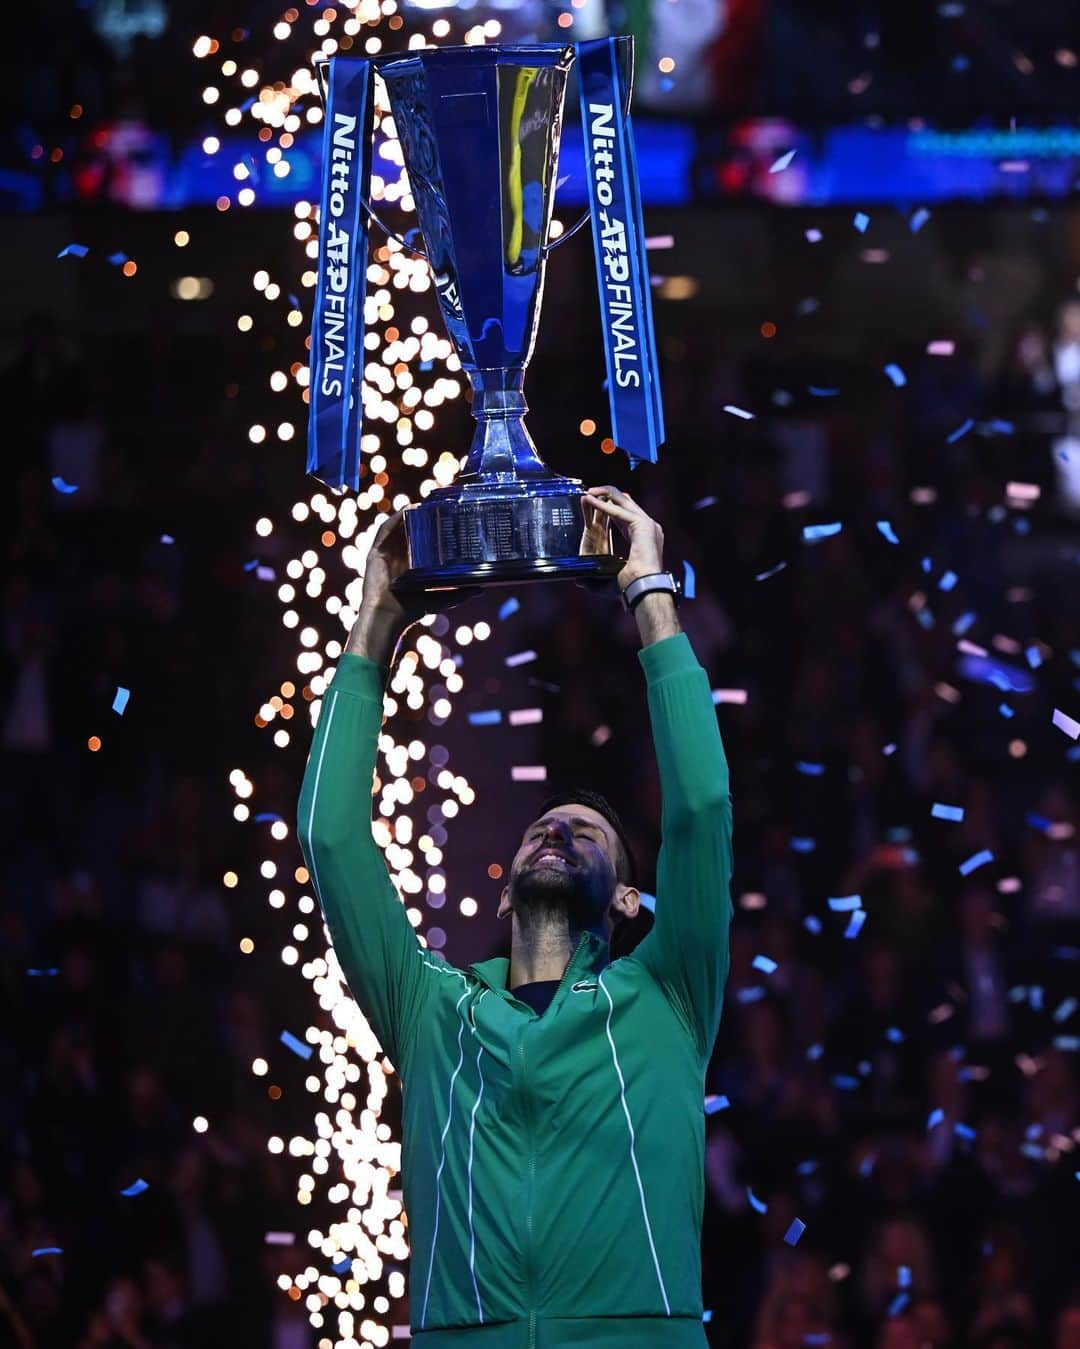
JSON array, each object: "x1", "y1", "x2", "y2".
[{"x1": 510, "y1": 860, "x2": 603, "y2": 933}]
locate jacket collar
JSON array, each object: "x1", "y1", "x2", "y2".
[{"x1": 468, "y1": 929, "x2": 611, "y2": 997}]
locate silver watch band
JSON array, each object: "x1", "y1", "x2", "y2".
[{"x1": 621, "y1": 572, "x2": 680, "y2": 612}]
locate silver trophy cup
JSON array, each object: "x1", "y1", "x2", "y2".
[{"x1": 370, "y1": 44, "x2": 626, "y2": 590}]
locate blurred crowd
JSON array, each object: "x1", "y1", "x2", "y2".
[{"x1": 2, "y1": 260, "x2": 1079, "y2": 1349}]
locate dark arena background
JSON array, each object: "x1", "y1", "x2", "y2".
[{"x1": 3, "y1": 2, "x2": 1080, "y2": 1347}]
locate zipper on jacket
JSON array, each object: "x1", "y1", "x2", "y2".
[{"x1": 519, "y1": 1030, "x2": 537, "y2": 1349}]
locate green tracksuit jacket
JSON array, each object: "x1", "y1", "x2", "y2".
[{"x1": 297, "y1": 631, "x2": 733, "y2": 1348}]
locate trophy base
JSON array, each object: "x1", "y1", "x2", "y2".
[{"x1": 391, "y1": 478, "x2": 625, "y2": 593}]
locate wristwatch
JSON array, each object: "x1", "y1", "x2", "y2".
[{"x1": 621, "y1": 571, "x2": 682, "y2": 613}]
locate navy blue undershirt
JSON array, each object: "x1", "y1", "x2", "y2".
[{"x1": 510, "y1": 980, "x2": 561, "y2": 1016}]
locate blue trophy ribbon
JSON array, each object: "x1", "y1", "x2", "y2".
[
  {"x1": 307, "y1": 57, "x2": 374, "y2": 492},
  {"x1": 576, "y1": 37, "x2": 665, "y2": 468}
]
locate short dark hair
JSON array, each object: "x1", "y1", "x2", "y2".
[{"x1": 535, "y1": 787, "x2": 638, "y2": 888}]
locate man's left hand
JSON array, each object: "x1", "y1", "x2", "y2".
[{"x1": 582, "y1": 485, "x2": 665, "y2": 592}]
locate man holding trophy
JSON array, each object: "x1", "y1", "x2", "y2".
[{"x1": 298, "y1": 37, "x2": 733, "y2": 1348}]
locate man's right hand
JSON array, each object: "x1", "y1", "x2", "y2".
[{"x1": 348, "y1": 508, "x2": 481, "y2": 666}]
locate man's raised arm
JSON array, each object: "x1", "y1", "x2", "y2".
[
  {"x1": 296, "y1": 511, "x2": 477, "y2": 1073},
  {"x1": 582, "y1": 486, "x2": 734, "y2": 1064}
]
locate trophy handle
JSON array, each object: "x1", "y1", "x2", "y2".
[{"x1": 542, "y1": 37, "x2": 635, "y2": 257}]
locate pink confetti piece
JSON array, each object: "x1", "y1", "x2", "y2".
[
  {"x1": 508, "y1": 708, "x2": 542, "y2": 726},
  {"x1": 511, "y1": 765, "x2": 547, "y2": 782},
  {"x1": 723, "y1": 405, "x2": 756, "y2": 420},
  {"x1": 927, "y1": 339, "x2": 955, "y2": 356},
  {"x1": 645, "y1": 235, "x2": 675, "y2": 250},
  {"x1": 711, "y1": 689, "x2": 749, "y2": 705},
  {"x1": 264, "y1": 1232, "x2": 296, "y2": 1246},
  {"x1": 505, "y1": 650, "x2": 537, "y2": 668},
  {"x1": 805, "y1": 228, "x2": 823, "y2": 243}
]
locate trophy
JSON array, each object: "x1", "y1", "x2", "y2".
[{"x1": 308, "y1": 41, "x2": 664, "y2": 590}]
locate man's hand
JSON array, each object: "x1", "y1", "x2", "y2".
[
  {"x1": 581, "y1": 485, "x2": 680, "y2": 646},
  {"x1": 581, "y1": 485, "x2": 665, "y2": 590},
  {"x1": 348, "y1": 508, "x2": 480, "y2": 666}
]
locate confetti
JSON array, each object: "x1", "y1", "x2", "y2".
[
  {"x1": 946, "y1": 419, "x2": 974, "y2": 444},
  {"x1": 805, "y1": 228, "x2": 823, "y2": 243},
  {"x1": 796, "y1": 761, "x2": 825, "y2": 776},
  {"x1": 926, "y1": 1108, "x2": 944, "y2": 1130},
  {"x1": 505, "y1": 650, "x2": 537, "y2": 667},
  {"x1": 511, "y1": 766, "x2": 547, "y2": 782},
  {"x1": 256, "y1": 566, "x2": 276, "y2": 582},
  {"x1": 959, "y1": 849, "x2": 994, "y2": 875},
  {"x1": 853, "y1": 212, "x2": 870, "y2": 233},
  {"x1": 884, "y1": 364, "x2": 907, "y2": 388},
  {"x1": 939, "y1": 570, "x2": 958, "y2": 591},
  {"x1": 808, "y1": 386, "x2": 839, "y2": 397},
  {"x1": 704, "y1": 1094, "x2": 731, "y2": 1115},
  {"x1": 877, "y1": 521, "x2": 900, "y2": 545},
  {"x1": 645, "y1": 235, "x2": 675, "y2": 249},
  {"x1": 747, "y1": 1187, "x2": 768, "y2": 1214},
  {"x1": 51, "y1": 476, "x2": 79, "y2": 494},
  {"x1": 711, "y1": 689, "x2": 748, "y2": 705},
  {"x1": 682, "y1": 561, "x2": 696, "y2": 599},
  {"x1": 56, "y1": 243, "x2": 89, "y2": 259},
  {"x1": 784, "y1": 1219, "x2": 806, "y2": 1246},
  {"x1": 723, "y1": 405, "x2": 755, "y2": 420},
  {"x1": 107, "y1": 251, "x2": 128, "y2": 266},
  {"x1": 121, "y1": 1178, "x2": 149, "y2": 1197},
  {"x1": 498, "y1": 597, "x2": 520, "y2": 621},
  {"x1": 1052, "y1": 708, "x2": 1080, "y2": 740},
  {"x1": 769, "y1": 149, "x2": 797, "y2": 173},
  {"x1": 910, "y1": 207, "x2": 931, "y2": 232},
  {"x1": 927, "y1": 339, "x2": 955, "y2": 356},
  {"x1": 755, "y1": 561, "x2": 788, "y2": 581},
  {"x1": 803, "y1": 522, "x2": 842, "y2": 542},
  {"x1": 112, "y1": 686, "x2": 130, "y2": 715},
  {"x1": 160, "y1": 534, "x2": 175, "y2": 544},
  {"x1": 32, "y1": 1247, "x2": 63, "y2": 1257},
  {"x1": 791, "y1": 837, "x2": 816, "y2": 853},
  {"x1": 264, "y1": 1232, "x2": 296, "y2": 1245},
  {"x1": 1053, "y1": 997, "x2": 1077, "y2": 1024},
  {"x1": 886, "y1": 1027, "x2": 905, "y2": 1044},
  {"x1": 508, "y1": 708, "x2": 542, "y2": 726},
  {"x1": 844, "y1": 910, "x2": 867, "y2": 939},
  {"x1": 693, "y1": 496, "x2": 718, "y2": 510},
  {"x1": 804, "y1": 916, "x2": 822, "y2": 934},
  {"x1": 828, "y1": 894, "x2": 862, "y2": 912},
  {"x1": 887, "y1": 1293, "x2": 910, "y2": 1318},
  {"x1": 27, "y1": 967, "x2": 59, "y2": 977},
  {"x1": 752, "y1": 954, "x2": 778, "y2": 974},
  {"x1": 932, "y1": 802, "x2": 964, "y2": 822},
  {"x1": 281, "y1": 1029, "x2": 314, "y2": 1060},
  {"x1": 468, "y1": 710, "x2": 502, "y2": 726},
  {"x1": 243, "y1": 559, "x2": 260, "y2": 572}
]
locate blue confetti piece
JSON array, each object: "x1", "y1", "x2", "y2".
[
  {"x1": 1053, "y1": 1035, "x2": 1080, "y2": 1051},
  {"x1": 887, "y1": 1293, "x2": 910, "y2": 1318},
  {"x1": 807, "y1": 386, "x2": 839, "y2": 397},
  {"x1": 853, "y1": 212, "x2": 870, "y2": 233},
  {"x1": 927, "y1": 1108, "x2": 944, "y2": 1130},
  {"x1": 807, "y1": 1042, "x2": 823, "y2": 1061},
  {"x1": 946, "y1": 418, "x2": 974, "y2": 444},
  {"x1": 796, "y1": 1160, "x2": 818, "y2": 1176},
  {"x1": 790, "y1": 837, "x2": 816, "y2": 853},
  {"x1": 704, "y1": 1094, "x2": 730, "y2": 1115},
  {"x1": 932, "y1": 802, "x2": 964, "y2": 822},
  {"x1": 803, "y1": 522, "x2": 842, "y2": 542},
  {"x1": 755, "y1": 561, "x2": 788, "y2": 581},
  {"x1": 51, "y1": 475, "x2": 79, "y2": 494},
  {"x1": 982, "y1": 418, "x2": 1014, "y2": 435},
  {"x1": 32, "y1": 1247, "x2": 63, "y2": 1257},
  {"x1": 795, "y1": 297, "x2": 820, "y2": 316},
  {"x1": 884, "y1": 363, "x2": 907, "y2": 388},
  {"x1": 280, "y1": 1030, "x2": 313, "y2": 1060},
  {"x1": 795, "y1": 761, "x2": 825, "y2": 776},
  {"x1": 886, "y1": 1026, "x2": 904, "y2": 1044},
  {"x1": 877, "y1": 520, "x2": 900, "y2": 545},
  {"x1": 832, "y1": 1074, "x2": 859, "y2": 1090},
  {"x1": 939, "y1": 570, "x2": 958, "y2": 591},
  {"x1": 752, "y1": 954, "x2": 778, "y2": 975},
  {"x1": 288, "y1": 293, "x2": 301, "y2": 310},
  {"x1": 27, "y1": 967, "x2": 59, "y2": 976},
  {"x1": 910, "y1": 207, "x2": 931, "y2": 232},
  {"x1": 332, "y1": 1256, "x2": 351, "y2": 1274},
  {"x1": 844, "y1": 910, "x2": 867, "y2": 939},
  {"x1": 952, "y1": 54, "x2": 969, "y2": 71},
  {"x1": 419, "y1": 359, "x2": 434, "y2": 371},
  {"x1": 682, "y1": 560, "x2": 696, "y2": 600},
  {"x1": 828, "y1": 894, "x2": 862, "y2": 912},
  {"x1": 107, "y1": 251, "x2": 128, "y2": 266},
  {"x1": 1025, "y1": 645, "x2": 1042, "y2": 670},
  {"x1": 784, "y1": 1218, "x2": 806, "y2": 1246},
  {"x1": 160, "y1": 534, "x2": 175, "y2": 544},
  {"x1": 112, "y1": 686, "x2": 130, "y2": 715},
  {"x1": 859, "y1": 1152, "x2": 877, "y2": 1177},
  {"x1": 253, "y1": 812, "x2": 283, "y2": 823},
  {"x1": 1053, "y1": 997, "x2": 1077, "y2": 1023},
  {"x1": 769, "y1": 148, "x2": 797, "y2": 173},
  {"x1": 998, "y1": 704, "x2": 1014, "y2": 719},
  {"x1": 57, "y1": 243, "x2": 89, "y2": 259},
  {"x1": 243, "y1": 559, "x2": 259, "y2": 572},
  {"x1": 1027, "y1": 812, "x2": 1052, "y2": 834},
  {"x1": 803, "y1": 915, "x2": 822, "y2": 934},
  {"x1": 736, "y1": 986, "x2": 766, "y2": 1004},
  {"x1": 747, "y1": 1187, "x2": 768, "y2": 1214},
  {"x1": 954, "y1": 1122, "x2": 977, "y2": 1141},
  {"x1": 498, "y1": 596, "x2": 520, "y2": 621},
  {"x1": 959, "y1": 849, "x2": 993, "y2": 876},
  {"x1": 468, "y1": 710, "x2": 502, "y2": 726},
  {"x1": 121, "y1": 1178, "x2": 149, "y2": 1197},
  {"x1": 953, "y1": 611, "x2": 976, "y2": 635}
]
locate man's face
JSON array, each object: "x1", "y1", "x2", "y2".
[{"x1": 498, "y1": 804, "x2": 625, "y2": 934}]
